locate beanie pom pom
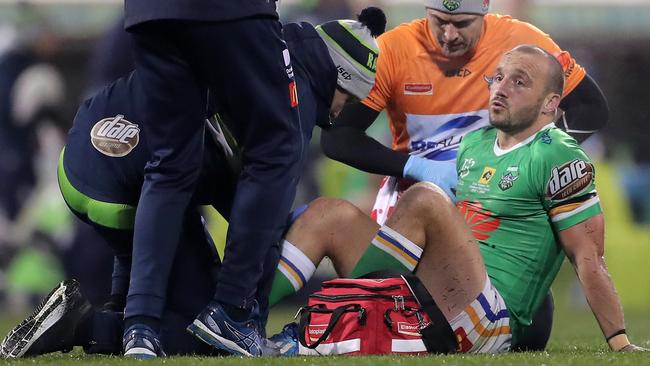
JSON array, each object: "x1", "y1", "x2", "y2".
[{"x1": 357, "y1": 7, "x2": 386, "y2": 37}]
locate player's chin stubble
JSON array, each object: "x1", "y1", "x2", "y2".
[{"x1": 490, "y1": 104, "x2": 541, "y2": 134}]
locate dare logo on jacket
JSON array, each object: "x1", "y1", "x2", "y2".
[{"x1": 91, "y1": 114, "x2": 140, "y2": 157}]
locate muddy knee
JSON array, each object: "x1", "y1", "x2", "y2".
[
  {"x1": 295, "y1": 197, "x2": 361, "y2": 232},
  {"x1": 397, "y1": 182, "x2": 454, "y2": 220},
  {"x1": 292, "y1": 197, "x2": 374, "y2": 262}
]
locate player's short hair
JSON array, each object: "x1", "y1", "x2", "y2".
[{"x1": 507, "y1": 45, "x2": 565, "y2": 95}]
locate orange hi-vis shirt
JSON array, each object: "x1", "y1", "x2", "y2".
[{"x1": 363, "y1": 13, "x2": 586, "y2": 161}]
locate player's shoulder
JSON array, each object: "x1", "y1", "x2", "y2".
[
  {"x1": 378, "y1": 18, "x2": 427, "y2": 50},
  {"x1": 529, "y1": 126, "x2": 587, "y2": 160},
  {"x1": 461, "y1": 126, "x2": 496, "y2": 148}
]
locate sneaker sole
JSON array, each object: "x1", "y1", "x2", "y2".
[
  {"x1": 0, "y1": 281, "x2": 76, "y2": 358},
  {"x1": 187, "y1": 320, "x2": 254, "y2": 357},
  {"x1": 124, "y1": 347, "x2": 158, "y2": 359}
]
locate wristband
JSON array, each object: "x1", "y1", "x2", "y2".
[{"x1": 606, "y1": 330, "x2": 630, "y2": 351}]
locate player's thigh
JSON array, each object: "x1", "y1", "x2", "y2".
[
  {"x1": 396, "y1": 183, "x2": 486, "y2": 319},
  {"x1": 286, "y1": 197, "x2": 380, "y2": 277}
]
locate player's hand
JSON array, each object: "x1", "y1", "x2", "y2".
[
  {"x1": 403, "y1": 155, "x2": 457, "y2": 201},
  {"x1": 618, "y1": 344, "x2": 649, "y2": 352}
]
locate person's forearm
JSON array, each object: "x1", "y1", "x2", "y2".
[
  {"x1": 321, "y1": 126, "x2": 408, "y2": 177},
  {"x1": 573, "y1": 256, "x2": 626, "y2": 348}
]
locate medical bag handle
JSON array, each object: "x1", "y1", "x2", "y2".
[{"x1": 298, "y1": 303, "x2": 365, "y2": 349}]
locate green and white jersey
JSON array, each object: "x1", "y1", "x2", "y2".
[{"x1": 456, "y1": 123, "x2": 602, "y2": 343}]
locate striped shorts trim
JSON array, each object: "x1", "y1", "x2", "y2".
[{"x1": 449, "y1": 276, "x2": 512, "y2": 353}]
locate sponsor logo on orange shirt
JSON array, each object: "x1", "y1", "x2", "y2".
[{"x1": 404, "y1": 83, "x2": 433, "y2": 95}]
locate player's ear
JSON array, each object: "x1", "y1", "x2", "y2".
[{"x1": 541, "y1": 93, "x2": 561, "y2": 116}]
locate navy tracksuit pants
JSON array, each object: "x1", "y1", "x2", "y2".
[{"x1": 125, "y1": 18, "x2": 302, "y2": 320}]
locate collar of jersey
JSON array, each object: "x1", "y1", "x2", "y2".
[{"x1": 493, "y1": 122, "x2": 555, "y2": 156}]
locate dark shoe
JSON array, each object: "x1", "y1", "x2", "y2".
[
  {"x1": 187, "y1": 301, "x2": 268, "y2": 356},
  {"x1": 0, "y1": 279, "x2": 91, "y2": 358},
  {"x1": 122, "y1": 324, "x2": 165, "y2": 359},
  {"x1": 267, "y1": 322, "x2": 299, "y2": 356}
]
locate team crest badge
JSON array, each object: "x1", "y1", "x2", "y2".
[
  {"x1": 498, "y1": 172, "x2": 519, "y2": 191},
  {"x1": 443, "y1": 0, "x2": 461, "y2": 12}
]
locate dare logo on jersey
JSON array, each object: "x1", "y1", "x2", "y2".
[
  {"x1": 546, "y1": 160, "x2": 594, "y2": 200},
  {"x1": 91, "y1": 114, "x2": 140, "y2": 157}
]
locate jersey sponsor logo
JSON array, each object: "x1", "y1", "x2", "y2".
[
  {"x1": 407, "y1": 113, "x2": 488, "y2": 158},
  {"x1": 337, "y1": 65, "x2": 352, "y2": 81},
  {"x1": 444, "y1": 68, "x2": 472, "y2": 78},
  {"x1": 457, "y1": 200, "x2": 501, "y2": 241},
  {"x1": 459, "y1": 158, "x2": 475, "y2": 178},
  {"x1": 411, "y1": 136, "x2": 462, "y2": 155},
  {"x1": 546, "y1": 159, "x2": 594, "y2": 200},
  {"x1": 90, "y1": 115, "x2": 139, "y2": 157},
  {"x1": 283, "y1": 48, "x2": 294, "y2": 79},
  {"x1": 478, "y1": 167, "x2": 496, "y2": 185},
  {"x1": 288, "y1": 80, "x2": 299, "y2": 108},
  {"x1": 443, "y1": 0, "x2": 461, "y2": 12},
  {"x1": 404, "y1": 83, "x2": 433, "y2": 95}
]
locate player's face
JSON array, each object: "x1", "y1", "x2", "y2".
[
  {"x1": 426, "y1": 9, "x2": 484, "y2": 58},
  {"x1": 330, "y1": 87, "x2": 359, "y2": 120},
  {"x1": 488, "y1": 52, "x2": 550, "y2": 133}
]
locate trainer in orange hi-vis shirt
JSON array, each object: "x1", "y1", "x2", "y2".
[
  {"x1": 365, "y1": 14, "x2": 586, "y2": 224},
  {"x1": 364, "y1": 14, "x2": 585, "y2": 158}
]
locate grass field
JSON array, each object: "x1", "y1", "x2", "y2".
[{"x1": 1, "y1": 304, "x2": 648, "y2": 366}]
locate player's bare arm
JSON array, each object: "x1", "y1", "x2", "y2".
[{"x1": 559, "y1": 214, "x2": 647, "y2": 352}]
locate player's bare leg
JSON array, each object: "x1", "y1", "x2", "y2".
[
  {"x1": 284, "y1": 197, "x2": 380, "y2": 276},
  {"x1": 391, "y1": 183, "x2": 486, "y2": 320}
]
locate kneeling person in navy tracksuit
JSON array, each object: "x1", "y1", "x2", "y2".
[
  {"x1": 0, "y1": 9, "x2": 387, "y2": 358},
  {"x1": 122, "y1": 0, "x2": 303, "y2": 359}
]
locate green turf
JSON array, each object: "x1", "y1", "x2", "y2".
[{"x1": 1, "y1": 306, "x2": 648, "y2": 366}]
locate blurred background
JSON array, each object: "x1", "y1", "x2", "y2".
[{"x1": 0, "y1": 0, "x2": 648, "y2": 340}]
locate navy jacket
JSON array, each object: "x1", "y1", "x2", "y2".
[
  {"x1": 283, "y1": 22, "x2": 337, "y2": 129},
  {"x1": 64, "y1": 22, "x2": 336, "y2": 218},
  {"x1": 124, "y1": 0, "x2": 278, "y2": 29}
]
